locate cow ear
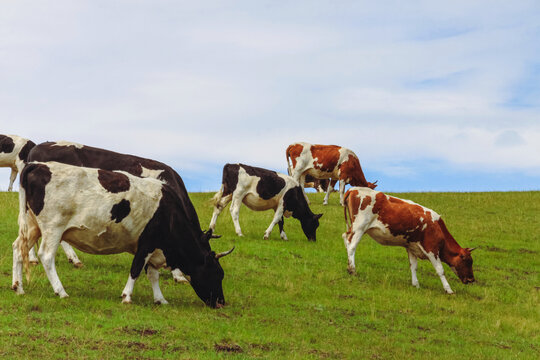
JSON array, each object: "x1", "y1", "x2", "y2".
[{"x1": 315, "y1": 213, "x2": 323, "y2": 220}]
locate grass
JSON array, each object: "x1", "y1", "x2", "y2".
[{"x1": 0, "y1": 190, "x2": 538, "y2": 359}]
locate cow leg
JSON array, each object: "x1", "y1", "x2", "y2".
[
  {"x1": 322, "y1": 179, "x2": 332, "y2": 205},
  {"x1": 28, "y1": 245, "x2": 39, "y2": 264},
  {"x1": 418, "y1": 244, "x2": 454, "y2": 294},
  {"x1": 12, "y1": 236, "x2": 26, "y2": 295},
  {"x1": 263, "y1": 204, "x2": 285, "y2": 240},
  {"x1": 407, "y1": 250, "x2": 420, "y2": 288},
  {"x1": 229, "y1": 196, "x2": 243, "y2": 237},
  {"x1": 298, "y1": 174, "x2": 310, "y2": 205},
  {"x1": 339, "y1": 180, "x2": 346, "y2": 206},
  {"x1": 147, "y1": 265, "x2": 168, "y2": 305},
  {"x1": 172, "y1": 268, "x2": 189, "y2": 283},
  {"x1": 277, "y1": 216, "x2": 288, "y2": 240},
  {"x1": 8, "y1": 168, "x2": 17, "y2": 192},
  {"x1": 60, "y1": 241, "x2": 83, "y2": 268},
  {"x1": 39, "y1": 231, "x2": 68, "y2": 298},
  {"x1": 342, "y1": 229, "x2": 364, "y2": 275},
  {"x1": 122, "y1": 251, "x2": 152, "y2": 303},
  {"x1": 209, "y1": 186, "x2": 232, "y2": 231}
]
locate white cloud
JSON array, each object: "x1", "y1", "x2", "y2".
[{"x1": 1, "y1": 1, "x2": 539, "y2": 191}]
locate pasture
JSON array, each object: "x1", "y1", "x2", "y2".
[{"x1": 0, "y1": 190, "x2": 538, "y2": 359}]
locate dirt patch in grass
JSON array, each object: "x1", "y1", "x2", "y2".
[
  {"x1": 214, "y1": 342, "x2": 243, "y2": 353},
  {"x1": 118, "y1": 326, "x2": 158, "y2": 336}
]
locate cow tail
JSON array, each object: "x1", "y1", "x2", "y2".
[
  {"x1": 18, "y1": 186, "x2": 31, "y2": 281},
  {"x1": 285, "y1": 145, "x2": 293, "y2": 176},
  {"x1": 343, "y1": 190, "x2": 352, "y2": 229},
  {"x1": 210, "y1": 184, "x2": 224, "y2": 207}
]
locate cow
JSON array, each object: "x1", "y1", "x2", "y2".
[
  {"x1": 0, "y1": 134, "x2": 35, "y2": 191},
  {"x1": 286, "y1": 142, "x2": 377, "y2": 206},
  {"x1": 209, "y1": 163, "x2": 322, "y2": 241},
  {"x1": 0, "y1": 135, "x2": 81, "y2": 266},
  {"x1": 308, "y1": 176, "x2": 337, "y2": 194},
  {"x1": 26, "y1": 140, "x2": 212, "y2": 281},
  {"x1": 342, "y1": 187, "x2": 475, "y2": 294},
  {"x1": 12, "y1": 161, "x2": 234, "y2": 307}
]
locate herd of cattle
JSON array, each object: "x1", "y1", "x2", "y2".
[{"x1": 0, "y1": 134, "x2": 476, "y2": 308}]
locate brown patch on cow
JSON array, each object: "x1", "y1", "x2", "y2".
[
  {"x1": 286, "y1": 143, "x2": 304, "y2": 169},
  {"x1": 340, "y1": 154, "x2": 371, "y2": 187},
  {"x1": 343, "y1": 189, "x2": 361, "y2": 243},
  {"x1": 360, "y1": 195, "x2": 372, "y2": 210},
  {"x1": 371, "y1": 193, "x2": 435, "y2": 243},
  {"x1": 98, "y1": 169, "x2": 130, "y2": 193},
  {"x1": 311, "y1": 145, "x2": 340, "y2": 172}
]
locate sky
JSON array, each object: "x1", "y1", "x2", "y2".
[{"x1": 1, "y1": 1, "x2": 539, "y2": 192}]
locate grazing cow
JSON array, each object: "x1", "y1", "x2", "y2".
[
  {"x1": 12, "y1": 162, "x2": 234, "y2": 307},
  {"x1": 342, "y1": 187, "x2": 475, "y2": 294},
  {"x1": 0, "y1": 135, "x2": 79, "y2": 266},
  {"x1": 0, "y1": 134, "x2": 35, "y2": 191},
  {"x1": 286, "y1": 142, "x2": 377, "y2": 205},
  {"x1": 304, "y1": 175, "x2": 337, "y2": 194},
  {"x1": 26, "y1": 140, "x2": 211, "y2": 281},
  {"x1": 209, "y1": 163, "x2": 322, "y2": 241}
]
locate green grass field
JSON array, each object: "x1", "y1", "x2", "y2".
[{"x1": 0, "y1": 190, "x2": 538, "y2": 359}]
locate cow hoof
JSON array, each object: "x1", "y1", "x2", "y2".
[
  {"x1": 72, "y1": 262, "x2": 84, "y2": 269},
  {"x1": 347, "y1": 267, "x2": 356, "y2": 275},
  {"x1": 236, "y1": 233, "x2": 244, "y2": 237},
  {"x1": 412, "y1": 283, "x2": 420, "y2": 289},
  {"x1": 29, "y1": 260, "x2": 39, "y2": 265},
  {"x1": 323, "y1": 202, "x2": 328, "y2": 206},
  {"x1": 154, "y1": 299, "x2": 168, "y2": 305},
  {"x1": 174, "y1": 277, "x2": 189, "y2": 284},
  {"x1": 280, "y1": 234, "x2": 288, "y2": 241},
  {"x1": 445, "y1": 289, "x2": 455, "y2": 295},
  {"x1": 122, "y1": 296, "x2": 132, "y2": 304},
  {"x1": 263, "y1": 234, "x2": 269, "y2": 240},
  {"x1": 56, "y1": 291, "x2": 69, "y2": 298},
  {"x1": 11, "y1": 282, "x2": 25, "y2": 295}
]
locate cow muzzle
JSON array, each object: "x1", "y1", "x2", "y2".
[{"x1": 462, "y1": 277, "x2": 475, "y2": 284}]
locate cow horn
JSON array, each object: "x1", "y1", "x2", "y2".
[
  {"x1": 468, "y1": 247, "x2": 477, "y2": 252},
  {"x1": 215, "y1": 246, "x2": 235, "y2": 259},
  {"x1": 211, "y1": 234, "x2": 222, "y2": 239}
]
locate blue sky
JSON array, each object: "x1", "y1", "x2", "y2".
[{"x1": 1, "y1": 1, "x2": 539, "y2": 192}]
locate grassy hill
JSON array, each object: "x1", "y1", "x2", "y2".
[{"x1": 0, "y1": 191, "x2": 538, "y2": 359}]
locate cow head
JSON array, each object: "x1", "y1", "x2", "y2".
[
  {"x1": 190, "y1": 230, "x2": 234, "y2": 308},
  {"x1": 449, "y1": 248, "x2": 476, "y2": 284},
  {"x1": 300, "y1": 213, "x2": 323, "y2": 242}
]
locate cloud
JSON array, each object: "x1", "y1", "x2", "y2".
[{"x1": 1, "y1": 1, "x2": 539, "y2": 191}]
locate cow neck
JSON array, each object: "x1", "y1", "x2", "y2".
[{"x1": 437, "y1": 219, "x2": 463, "y2": 263}]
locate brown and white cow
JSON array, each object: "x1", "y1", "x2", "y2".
[
  {"x1": 342, "y1": 187, "x2": 475, "y2": 294},
  {"x1": 304, "y1": 175, "x2": 337, "y2": 194},
  {"x1": 0, "y1": 134, "x2": 35, "y2": 191},
  {"x1": 209, "y1": 163, "x2": 322, "y2": 241},
  {"x1": 12, "y1": 161, "x2": 234, "y2": 307},
  {"x1": 286, "y1": 142, "x2": 377, "y2": 206}
]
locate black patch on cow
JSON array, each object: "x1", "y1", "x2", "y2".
[
  {"x1": 17, "y1": 140, "x2": 36, "y2": 162},
  {"x1": 20, "y1": 163, "x2": 52, "y2": 216},
  {"x1": 133, "y1": 186, "x2": 226, "y2": 307},
  {"x1": 283, "y1": 186, "x2": 321, "y2": 241},
  {"x1": 241, "y1": 164, "x2": 286, "y2": 200},
  {"x1": 98, "y1": 169, "x2": 130, "y2": 193},
  {"x1": 222, "y1": 164, "x2": 239, "y2": 196},
  {"x1": 110, "y1": 199, "x2": 131, "y2": 223},
  {"x1": 0, "y1": 135, "x2": 15, "y2": 154}
]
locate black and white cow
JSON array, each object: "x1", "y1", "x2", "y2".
[
  {"x1": 26, "y1": 140, "x2": 212, "y2": 281},
  {"x1": 209, "y1": 163, "x2": 322, "y2": 241},
  {"x1": 12, "y1": 161, "x2": 234, "y2": 307},
  {"x1": 0, "y1": 135, "x2": 80, "y2": 266},
  {"x1": 0, "y1": 134, "x2": 35, "y2": 191}
]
